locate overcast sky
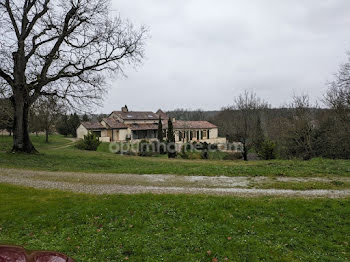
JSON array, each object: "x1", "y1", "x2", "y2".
[{"x1": 101, "y1": 0, "x2": 350, "y2": 113}]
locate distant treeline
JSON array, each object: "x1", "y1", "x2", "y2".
[{"x1": 167, "y1": 109, "x2": 219, "y2": 121}]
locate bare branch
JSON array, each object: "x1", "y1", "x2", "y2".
[
  {"x1": 0, "y1": 69, "x2": 14, "y2": 86},
  {"x1": 2, "y1": 0, "x2": 20, "y2": 39}
]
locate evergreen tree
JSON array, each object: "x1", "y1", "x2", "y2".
[
  {"x1": 167, "y1": 118, "x2": 176, "y2": 158},
  {"x1": 56, "y1": 115, "x2": 69, "y2": 137},
  {"x1": 82, "y1": 114, "x2": 90, "y2": 122},
  {"x1": 157, "y1": 117, "x2": 165, "y2": 154},
  {"x1": 68, "y1": 113, "x2": 81, "y2": 137},
  {"x1": 157, "y1": 117, "x2": 163, "y2": 142}
]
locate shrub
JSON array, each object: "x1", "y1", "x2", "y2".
[
  {"x1": 187, "y1": 152, "x2": 202, "y2": 160},
  {"x1": 138, "y1": 140, "x2": 160, "y2": 157},
  {"x1": 179, "y1": 144, "x2": 189, "y2": 159},
  {"x1": 152, "y1": 140, "x2": 167, "y2": 154},
  {"x1": 258, "y1": 140, "x2": 276, "y2": 160},
  {"x1": 139, "y1": 140, "x2": 151, "y2": 157},
  {"x1": 75, "y1": 132, "x2": 101, "y2": 151},
  {"x1": 223, "y1": 152, "x2": 243, "y2": 161}
]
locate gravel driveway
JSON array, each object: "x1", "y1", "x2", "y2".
[{"x1": 1, "y1": 168, "x2": 350, "y2": 198}]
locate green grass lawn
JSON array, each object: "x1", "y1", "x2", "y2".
[
  {"x1": 0, "y1": 135, "x2": 350, "y2": 177},
  {"x1": 0, "y1": 184, "x2": 349, "y2": 261}
]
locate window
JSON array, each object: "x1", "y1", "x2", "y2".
[{"x1": 92, "y1": 131, "x2": 101, "y2": 137}]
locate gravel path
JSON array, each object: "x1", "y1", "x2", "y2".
[{"x1": 1, "y1": 168, "x2": 350, "y2": 198}]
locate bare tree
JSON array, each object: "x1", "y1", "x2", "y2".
[
  {"x1": 30, "y1": 97, "x2": 64, "y2": 143},
  {"x1": 0, "y1": 98, "x2": 13, "y2": 135},
  {"x1": 0, "y1": 0, "x2": 147, "y2": 152},
  {"x1": 325, "y1": 55, "x2": 350, "y2": 116},
  {"x1": 217, "y1": 91, "x2": 269, "y2": 161},
  {"x1": 318, "y1": 55, "x2": 350, "y2": 159},
  {"x1": 282, "y1": 94, "x2": 316, "y2": 160}
]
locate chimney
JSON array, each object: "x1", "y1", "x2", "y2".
[
  {"x1": 121, "y1": 105, "x2": 128, "y2": 113},
  {"x1": 172, "y1": 117, "x2": 176, "y2": 123}
]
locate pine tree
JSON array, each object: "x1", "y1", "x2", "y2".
[
  {"x1": 68, "y1": 113, "x2": 81, "y2": 137},
  {"x1": 157, "y1": 117, "x2": 165, "y2": 154},
  {"x1": 157, "y1": 117, "x2": 163, "y2": 142},
  {"x1": 56, "y1": 115, "x2": 69, "y2": 137},
  {"x1": 82, "y1": 114, "x2": 90, "y2": 122},
  {"x1": 167, "y1": 118, "x2": 176, "y2": 158}
]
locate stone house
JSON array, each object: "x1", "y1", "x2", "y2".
[{"x1": 77, "y1": 106, "x2": 226, "y2": 144}]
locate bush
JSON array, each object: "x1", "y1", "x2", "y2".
[
  {"x1": 152, "y1": 140, "x2": 167, "y2": 154},
  {"x1": 201, "y1": 149, "x2": 209, "y2": 160},
  {"x1": 75, "y1": 132, "x2": 101, "y2": 151},
  {"x1": 138, "y1": 140, "x2": 160, "y2": 157},
  {"x1": 179, "y1": 143, "x2": 191, "y2": 159},
  {"x1": 223, "y1": 152, "x2": 243, "y2": 161},
  {"x1": 187, "y1": 152, "x2": 202, "y2": 160},
  {"x1": 258, "y1": 140, "x2": 276, "y2": 160}
]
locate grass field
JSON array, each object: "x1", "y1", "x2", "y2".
[
  {"x1": 0, "y1": 135, "x2": 350, "y2": 178},
  {"x1": 1, "y1": 135, "x2": 350, "y2": 261},
  {"x1": 0, "y1": 184, "x2": 349, "y2": 261}
]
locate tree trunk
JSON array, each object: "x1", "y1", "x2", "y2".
[
  {"x1": 45, "y1": 128, "x2": 49, "y2": 143},
  {"x1": 243, "y1": 143, "x2": 248, "y2": 161},
  {"x1": 11, "y1": 95, "x2": 37, "y2": 153}
]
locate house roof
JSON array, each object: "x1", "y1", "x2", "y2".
[
  {"x1": 156, "y1": 109, "x2": 169, "y2": 119},
  {"x1": 127, "y1": 123, "x2": 159, "y2": 131},
  {"x1": 81, "y1": 122, "x2": 106, "y2": 130},
  {"x1": 102, "y1": 118, "x2": 128, "y2": 129},
  {"x1": 110, "y1": 111, "x2": 160, "y2": 120},
  {"x1": 164, "y1": 120, "x2": 217, "y2": 129}
]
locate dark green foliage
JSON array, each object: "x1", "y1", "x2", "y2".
[
  {"x1": 75, "y1": 132, "x2": 101, "y2": 151},
  {"x1": 157, "y1": 117, "x2": 163, "y2": 142},
  {"x1": 258, "y1": 140, "x2": 276, "y2": 160},
  {"x1": 200, "y1": 142, "x2": 209, "y2": 159},
  {"x1": 167, "y1": 119, "x2": 176, "y2": 158},
  {"x1": 313, "y1": 114, "x2": 350, "y2": 159},
  {"x1": 57, "y1": 113, "x2": 80, "y2": 138},
  {"x1": 157, "y1": 117, "x2": 166, "y2": 154},
  {"x1": 68, "y1": 113, "x2": 81, "y2": 138},
  {"x1": 223, "y1": 152, "x2": 243, "y2": 160},
  {"x1": 138, "y1": 140, "x2": 154, "y2": 157},
  {"x1": 82, "y1": 114, "x2": 90, "y2": 122},
  {"x1": 179, "y1": 143, "x2": 190, "y2": 159},
  {"x1": 138, "y1": 140, "x2": 161, "y2": 157},
  {"x1": 56, "y1": 115, "x2": 69, "y2": 136}
]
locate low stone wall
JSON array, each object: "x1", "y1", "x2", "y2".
[{"x1": 99, "y1": 136, "x2": 111, "y2": 143}]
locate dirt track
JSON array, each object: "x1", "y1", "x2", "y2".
[{"x1": 0, "y1": 168, "x2": 350, "y2": 198}]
